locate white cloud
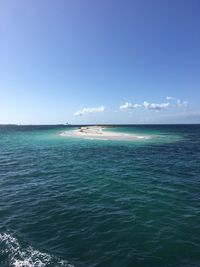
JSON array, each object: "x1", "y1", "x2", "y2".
[
  {"x1": 120, "y1": 101, "x2": 171, "y2": 112},
  {"x1": 120, "y1": 102, "x2": 142, "y2": 110},
  {"x1": 166, "y1": 96, "x2": 174, "y2": 100},
  {"x1": 176, "y1": 99, "x2": 188, "y2": 107},
  {"x1": 74, "y1": 106, "x2": 105, "y2": 116},
  {"x1": 143, "y1": 101, "x2": 170, "y2": 111},
  {"x1": 119, "y1": 97, "x2": 188, "y2": 113}
]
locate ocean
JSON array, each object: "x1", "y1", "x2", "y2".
[{"x1": 0, "y1": 125, "x2": 200, "y2": 267}]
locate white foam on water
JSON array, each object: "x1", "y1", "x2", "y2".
[{"x1": 0, "y1": 232, "x2": 75, "y2": 267}]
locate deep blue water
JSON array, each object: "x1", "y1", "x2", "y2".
[{"x1": 0, "y1": 125, "x2": 200, "y2": 267}]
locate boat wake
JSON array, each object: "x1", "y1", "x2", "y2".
[{"x1": 0, "y1": 232, "x2": 74, "y2": 267}]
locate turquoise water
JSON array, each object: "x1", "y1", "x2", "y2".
[{"x1": 0, "y1": 125, "x2": 200, "y2": 267}]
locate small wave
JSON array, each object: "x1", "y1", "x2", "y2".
[{"x1": 0, "y1": 232, "x2": 74, "y2": 267}]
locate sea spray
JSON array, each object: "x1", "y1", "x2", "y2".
[{"x1": 0, "y1": 233, "x2": 74, "y2": 267}]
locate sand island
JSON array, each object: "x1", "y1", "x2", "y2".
[{"x1": 60, "y1": 126, "x2": 151, "y2": 141}]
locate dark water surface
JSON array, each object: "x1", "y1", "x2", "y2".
[{"x1": 0, "y1": 125, "x2": 200, "y2": 267}]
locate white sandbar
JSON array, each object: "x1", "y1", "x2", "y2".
[{"x1": 60, "y1": 126, "x2": 151, "y2": 141}]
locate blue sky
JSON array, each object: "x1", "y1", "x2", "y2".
[{"x1": 0, "y1": 0, "x2": 200, "y2": 124}]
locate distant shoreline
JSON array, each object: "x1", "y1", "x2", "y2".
[{"x1": 0, "y1": 123, "x2": 200, "y2": 126}]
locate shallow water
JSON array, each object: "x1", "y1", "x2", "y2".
[{"x1": 0, "y1": 125, "x2": 200, "y2": 267}]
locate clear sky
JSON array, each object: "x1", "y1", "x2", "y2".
[{"x1": 0, "y1": 0, "x2": 200, "y2": 124}]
